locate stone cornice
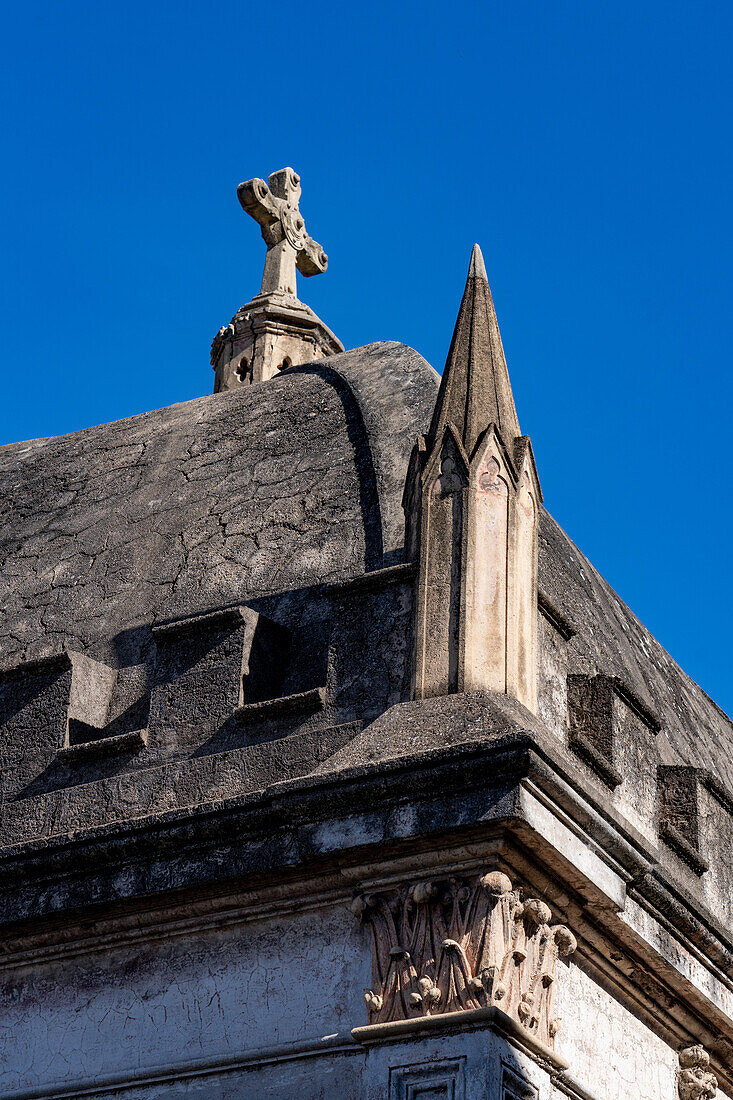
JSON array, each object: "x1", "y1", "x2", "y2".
[
  {"x1": 0, "y1": 720, "x2": 730, "y2": 972},
  {"x1": 352, "y1": 1005, "x2": 569, "y2": 1070},
  {"x1": 0, "y1": 734, "x2": 730, "y2": 1089},
  {"x1": 0, "y1": 705, "x2": 731, "y2": 1078}
]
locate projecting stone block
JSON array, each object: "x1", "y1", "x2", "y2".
[
  {"x1": 241, "y1": 610, "x2": 291, "y2": 705},
  {"x1": 567, "y1": 674, "x2": 659, "y2": 791},
  {"x1": 0, "y1": 653, "x2": 73, "y2": 799},
  {"x1": 567, "y1": 674, "x2": 620, "y2": 788},
  {"x1": 66, "y1": 652, "x2": 118, "y2": 745},
  {"x1": 150, "y1": 605, "x2": 290, "y2": 754},
  {"x1": 328, "y1": 563, "x2": 414, "y2": 722},
  {"x1": 659, "y1": 766, "x2": 709, "y2": 875}
]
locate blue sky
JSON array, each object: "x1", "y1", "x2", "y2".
[{"x1": 1, "y1": 1, "x2": 732, "y2": 716}]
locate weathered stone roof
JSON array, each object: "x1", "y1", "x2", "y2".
[
  {"x1": 0, "y1": 335, "x2": 731, "y2": 823},
  {"x1": 0, "y1": 341, "x2": 438, "y2": 670},
  {"x1": 537, "y1": 511, "x2": 733, "y2": 791}
]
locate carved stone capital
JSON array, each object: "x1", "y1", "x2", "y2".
[
  {"x1": 678, "y1": 1046, "x2": 717, "y2": 1100},
  {"x1": 353, "y1": 869, "x2": 576, "y2": 1052}
]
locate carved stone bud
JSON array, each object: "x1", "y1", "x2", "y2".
[
  {"x1": 350, "y1": 895, "x2": 366, "y2": 917},
  {"x1": 479, "y1": 871, "x2": 513, "y2": 896},
  {"x1": 389, "y1": 946, "x2": 410, "y2": 959},
  {"x1": 364, "y1": 990, "x2": 383, "y2": 1013},
  {"x1": 411, "y1": 881, "x2": 437, "y2": 904},
  {"x1": 678, "y1": 1046, "x2": 717, "y2": 1100},
  {"x1": 680, "y1": 1046, "x2": 709, "y2": 1070},
  {"x1": 418, "y1": 976, "x2": 441, "y2": 1007},
  {"x1": 553, "y1": 926, "x2": 577, "y2": 957},
  {"x1": 523, "y1": 898, "x2": 552, "y2": 927}
]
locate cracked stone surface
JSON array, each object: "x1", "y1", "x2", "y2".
[
  {"x1": 0, "y1": 341, "x2": 437, "y2": 671},
  {"x1": 0, "y1": 336, "x2": 731, "y2": 854},
  {"x1": 0, "y1": 334, "x2": 732, "y2": 1099}
]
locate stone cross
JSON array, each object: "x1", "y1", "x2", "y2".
[{"x1": 237, "y1": 168, "x2": 328, "y2": 298}]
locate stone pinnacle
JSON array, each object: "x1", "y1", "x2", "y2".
[{"x1": 428, "y1": 242, "x2": 521, "y2": 460}]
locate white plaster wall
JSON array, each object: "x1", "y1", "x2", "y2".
[
  {"x1": 0, "y1": 901, "x2": 724, "y2": 1100},
  {"x1": 554, "y1": 954, "x2": 678, "y2": 1100},
  {"x1": 0, "y1": 903, "x2": 368, "y2": 1096}
]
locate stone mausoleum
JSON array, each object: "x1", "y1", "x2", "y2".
[{"x1": 0, "y1": 169, "x2": 730, "y2": 1100}]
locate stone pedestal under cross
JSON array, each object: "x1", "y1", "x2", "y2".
[{"x1": 211, "y1": 168, "x2": 342, "y2": 390}]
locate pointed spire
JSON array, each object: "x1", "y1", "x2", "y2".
[
  {"x1": 468, "y1": 240, "x2": 487, "y2": 280},
  {"x1": 428, "y1": 244, "x2": 521, "y2": 460}
]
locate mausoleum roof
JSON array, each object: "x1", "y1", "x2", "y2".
[
  {"x1": 1, "y1": 336, "x2": 731, "y2": 804},
  {"x1": 0, "y1": 341, "x2": 438, "y2": 669}
]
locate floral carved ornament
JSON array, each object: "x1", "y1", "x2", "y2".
[{"x1": 352, "y1": 870, "x2": 576, "y2": 1050}]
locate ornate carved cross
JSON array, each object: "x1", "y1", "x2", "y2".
[{"x1": 237, "y1": 168, "x2": 328, "y2": 298}]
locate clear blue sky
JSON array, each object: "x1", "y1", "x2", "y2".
[{"x1": 1, "y1": 1, "x2": 732, "y2": 716}]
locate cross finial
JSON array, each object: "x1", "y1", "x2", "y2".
[
  {"x1": 237, "y1": 168, "x2": 328, "y2": 298},
  {"x1": 211, "y1": 168, "x2": 342, "y2": 390}
]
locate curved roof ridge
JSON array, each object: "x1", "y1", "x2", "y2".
[
  {"x1": 0, "y1": 342, "x2": 438, "y2": 671},
  {"x1": 289, "y1": 341, "x2": 440, "y2": 565}
]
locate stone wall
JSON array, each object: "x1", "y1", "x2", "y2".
[{"x1": 0, "y1": 892, "x2": 721, "y2": 1100}]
